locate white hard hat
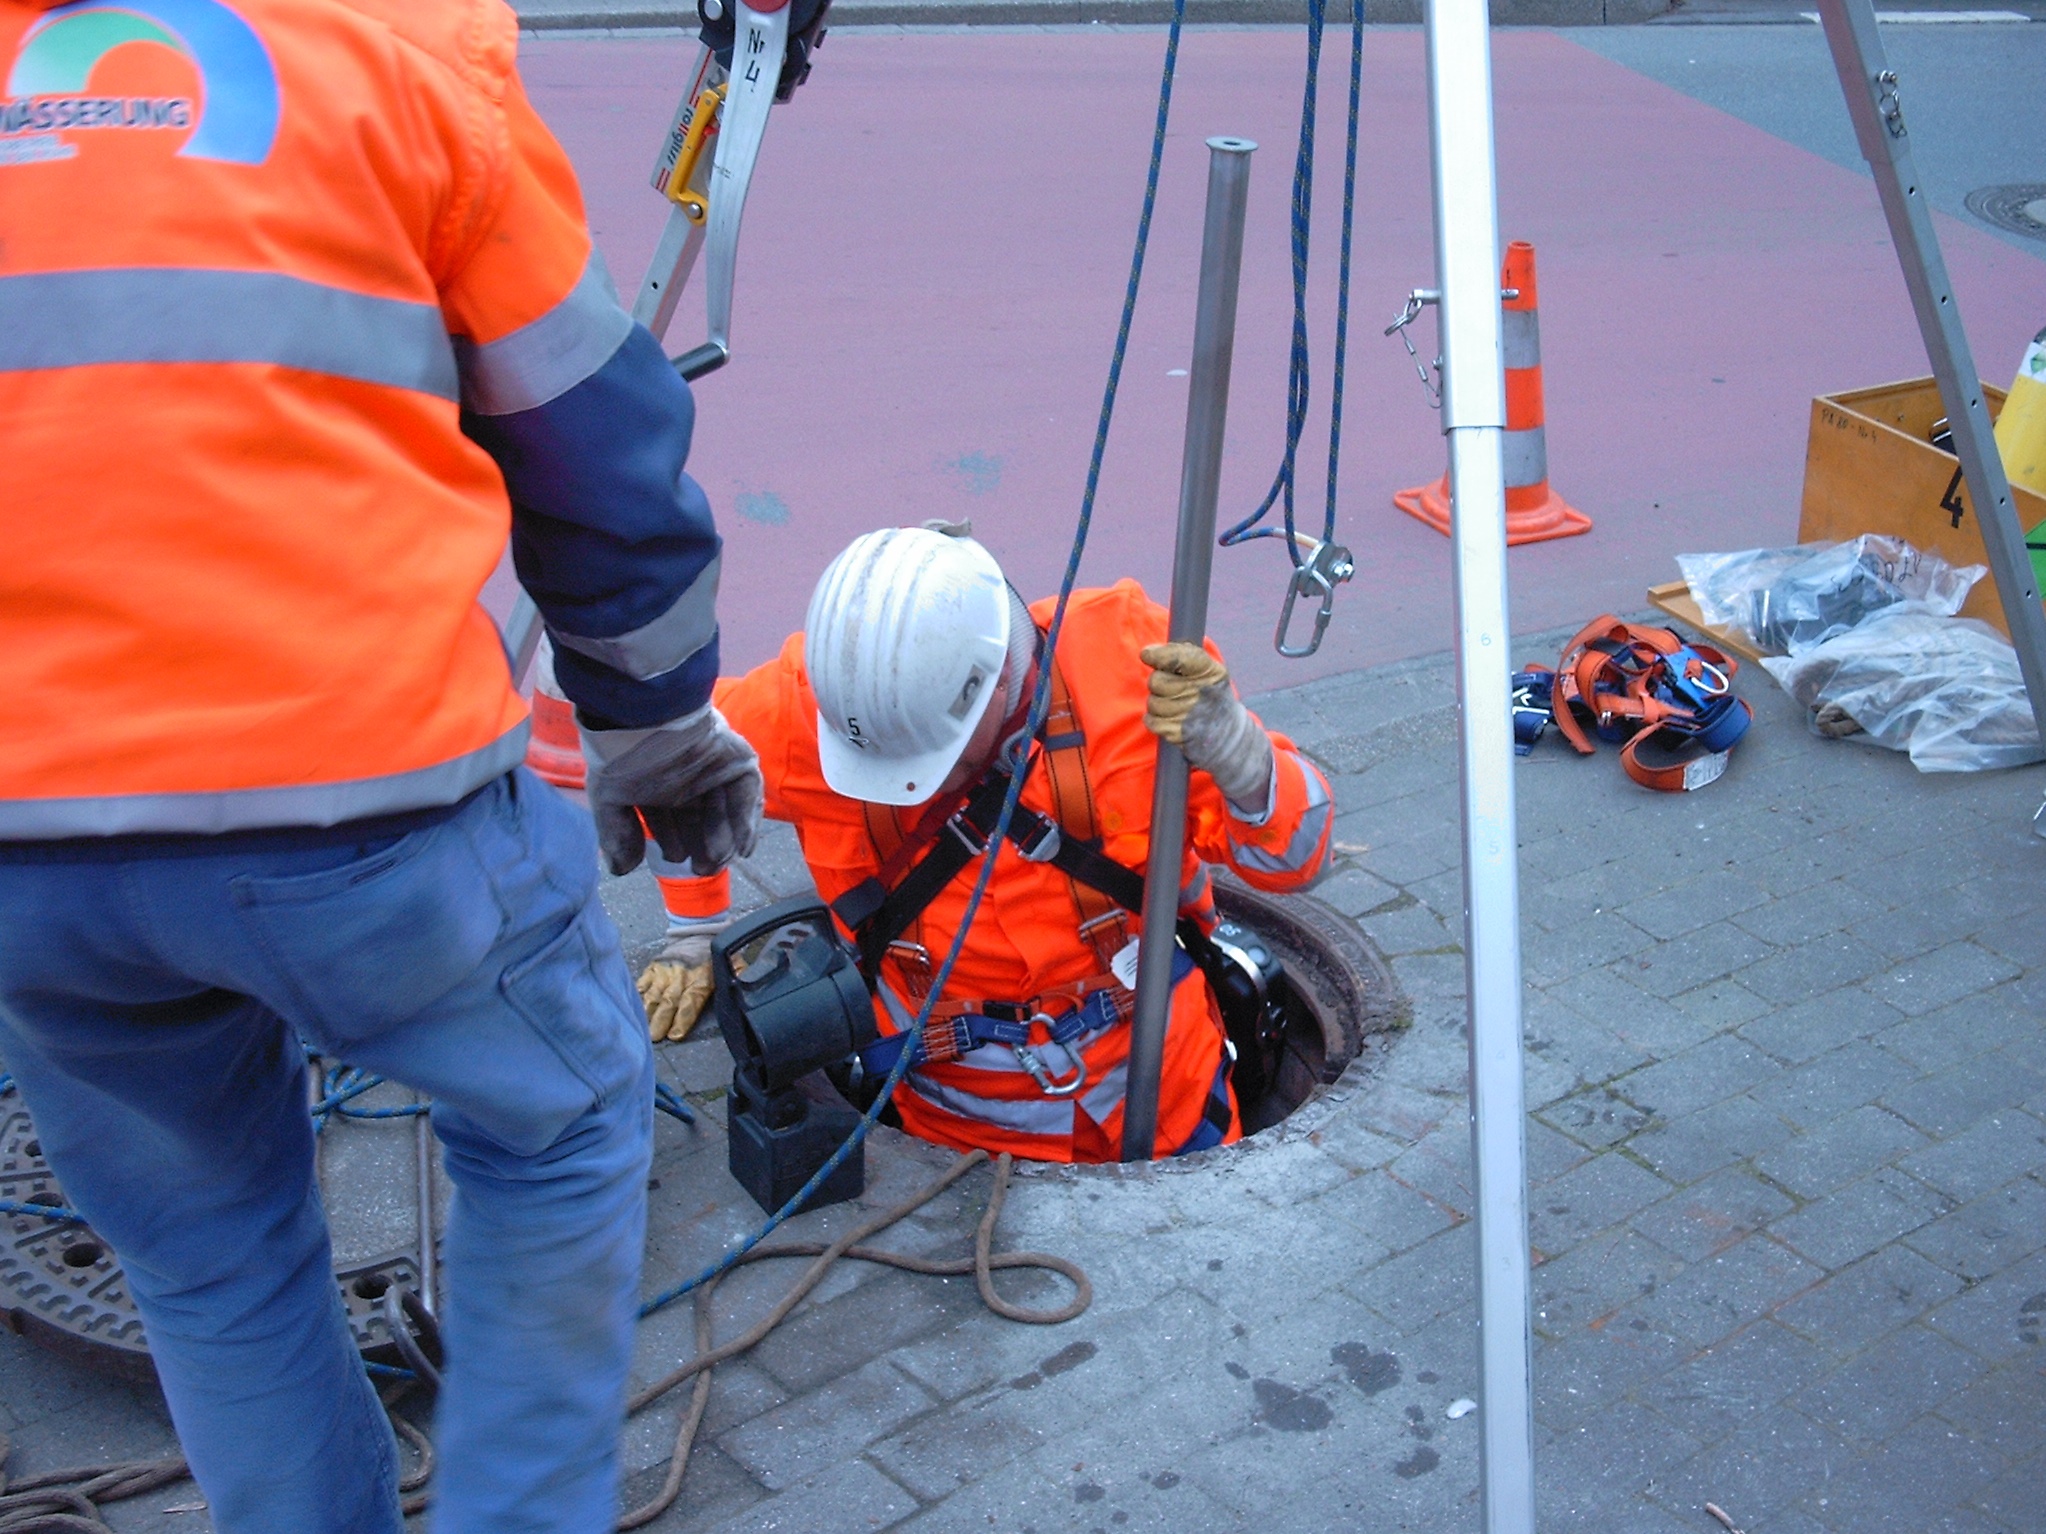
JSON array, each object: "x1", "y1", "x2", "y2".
[{"x1": 805, "y1": 526, "x2": 1011, "y2": 806}]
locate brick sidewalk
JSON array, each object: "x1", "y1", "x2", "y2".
[{"x1": 6, "y1": 628, "x2": 2046, "y2": 1533}]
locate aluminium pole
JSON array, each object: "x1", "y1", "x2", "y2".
[
  {"x1": 1814, "y1": 0, "x2": 2046, "y2": 729},
  {"x1": 1423, "y1": 2, "x2": 1536, "y2": 1531},
  {"x1": 1122, "y1": 136, "x2": 1257, "y2": 1163}
]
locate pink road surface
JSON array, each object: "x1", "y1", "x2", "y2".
[{"x1": 507, "y1": 26, "x2": 2046, "y2": 694}]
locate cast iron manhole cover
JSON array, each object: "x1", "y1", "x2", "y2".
[{"x1": 1965, "y1": 184, "x2": 2046, "y2": 242}]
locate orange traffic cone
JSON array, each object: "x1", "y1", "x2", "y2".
[
  {"x1": 1393, "y1": 241, "x2": 1592, "y2": 546},
  {"x1": 525, "y1": 638, "x2": 587, "y2": 790}
]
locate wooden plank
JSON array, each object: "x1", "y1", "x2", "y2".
[{"x1": 1645, "y1": 580, "x2": 1766, "y2": 667}]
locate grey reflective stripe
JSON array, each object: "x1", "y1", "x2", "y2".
[
  {"x1": 1502, "y1": 307, "x2": 1541, "y2": 371},
  {"x1": 1503, "y1": 426, "x2": 1549, "y2": 490},
  {"x1": 455, "y1": 251, "x2": 634, "y2": 416},
  {"x1": 1078, "y1": 1060, "x2": 1129, "y2": 1125},
  {"x1": 1233, "y1": 759, "x2": 1332, "y2": 877},
  {"x1": 907, "y1": 1077, "x2": 1075, "y2": 1138},
  {"x1": 0, "y1": 269, "x2": 458, "y2": 399},
  {"x1": 0, "y1": 724, "x2": 528, "y2": 838},
  {"x1": 553, "y1": 555, "x2": 722, "y2": 681}
]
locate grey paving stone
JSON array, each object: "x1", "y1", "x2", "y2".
[
  {"x1": 1531, "y1": 1227, "x2": 1682, "y2": 1338},
  {"x1": 1864, "y1": 942, "x2": 2024, "y2": 1019},
  {"x1": 1627, "y1": 1235, "x2": 1825, "y2": 1350},
  {"x1": 1540, "y1": 1086, "x2": 1655, "y2": 1150},
  {"x1": 1526, "y1": 1116, "x2": 1597, "y2": 1187},
  {"x1": 1624, "y1": 921, "x2": 1779, "y2": 1004},
  {"x1": 1527, "y1": 1151, "x2": 1671, "y2": 1260},
  {"x1": 1738, "y1": 991, "x2": 1907, "y2": 1068},
  {"x1": 861, "y1": 1389, "x2": 1046, "y2": 1503},
  {"x1": 1882, "y1": 1054, "x2": 2046, "y2": 1141},
  {"x1": 1767, "y1": 1166, "x2": 1953, "y2": 1272},
  {"x1": 1625, "y1": 1094, "x2": 1800, "y2": 1186},
  {"x1": 1752, "y1": 1106, "x2": 1930, "y2": 1201},
  {"x1": 744, "y1": 1265, "x2": 986, "y2": 1395},
  {"x1": 716, "y1": 1357, "x2": 934, "y2": 1491},
  {"x1": 1730, "y1": 878, "x2": 1888, "y2": 949},
  {"x1": 1523, "y1": 911, "x2": 1659, "y2": 989},
  {"x1": 1359, "y1": 900, "x2": 1462, "y2": 957},
  {"x1": 1972, "y1": 1447, "x2": 2046, "y2": 1533},
  {"x1": 1532, "y1": 1317, "x2": 1692, "y2": 1428},
  {"x1": 1649, "y1": 1407, "x2": 1857, "y2": 1531},
  {"x1": 1922, "y1": 1245, "x2": 2046, "y2": 1365},
  {"x1": 1899, "y1": 1110, "x2": 2046, "y2": 1204},
  {"x1": 1312, "y1": 865, "x2": 1402, "y2": 919},
  {"x1": 1740, "y1": 935, "x2": 1889, "y2": 1007},
  {"x1": 1635, "y1": 1318, "x2": 1832, "y2": 1444},
  {"x1": 1904, "y1": 1175, "x2": 2046, "y2": 1283},
  {"x1": 1316, "y1": 1164, "x2": 1462, "y2": 1257},
  {"x1": 1342, "y1": 1224, "x2": 1474, "y2": 1337},
  {"x1": 1551, "y1": 965, "x2": 1712, "y2": 1059},
  {"x1": 1667, "y1": 978, "x2": 1774, "y2": 1035},
  {"x1": 622, "y1": 1435, "x2": 767, "y2": 1531},
  {"x1": 1632, "y1": 1165, "x2": 1796, "y2": 1263},
  {"x1": 1933, "y1": 1356, "x2": 2046, "y2": 1465},
  {"x1": 693, "y1": 1459, "x2": 916, "y2": 1534},
  {"x1": 1747, "y1": 1044, "x2": 1921, "y2": 1131},
  {"x1": 1619, "y1": 869, "x2": 1773, "y2": 942},
  {"x1": 1804, "y1": 1412, "x2": 2011, "y2": 1532},
  {"x1": 1875, "y1": 990, "x2": 2038, "y2": 1075},
  {"x1": 1541, "y1": 1396, "x2": 1706, "y2": 1504},
  {"x1": 1790, "y1": 1322, "x2": 1988, "y2": 1446},
  {"x1": 1774, "y1": 1244, "x2": 1968, "y2": 1358},
  {"x1": 1618, "y1": 1034, "x2": 1782, "y2": 1120}
]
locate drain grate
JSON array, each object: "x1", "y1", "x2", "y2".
[
  {"x1": 2, "y1": 1090, "x2": 428, "y2": 1382},
  {"x1": 1966, "y1": 184, "x2": 2046, "y2": 242}
]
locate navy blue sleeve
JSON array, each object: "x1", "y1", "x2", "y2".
[{"x1": 463, "y1": 323, "x2": 723, "y2": 730}]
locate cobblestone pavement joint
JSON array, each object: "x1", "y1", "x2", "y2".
[{"x1": 5, "y1": 622, "x2": 2045, "y2": 1533}]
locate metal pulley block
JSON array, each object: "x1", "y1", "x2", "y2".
[{"x1": 1274, "y1": 534, "x2": 1355, "y2": 658}]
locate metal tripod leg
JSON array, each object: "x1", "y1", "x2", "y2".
[
  {"x1": 1423, "y1": 1, "x2": 1536, "y2": 1531},
  {"x1": 1815, "y1": 0, "x2": 2046, "y2": 743}
]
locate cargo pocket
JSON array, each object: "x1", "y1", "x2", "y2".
[
  {"x1": 231, "y1": 821, "x2": 507, "y2": 1040},
  {"x1": 499, "y1": 907, "x2": 647, "y2": 1138}
]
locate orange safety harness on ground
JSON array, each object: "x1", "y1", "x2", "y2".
[{"x1": 1516, "y1": 616, "x2": 1753, "y2": 793}]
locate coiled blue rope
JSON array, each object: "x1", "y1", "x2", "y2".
[
  {"x1": 637, "y1": 0, "x2": 1192, "y2": 1321},
  {"x1": 1218, "y1": 0, "x2": 1364, "y2": 567}
]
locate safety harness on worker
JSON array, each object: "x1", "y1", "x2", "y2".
[
  {"x1": 825, "y1": 641, "x2": 1232, "y2": 1139},
  {"x1": 1515, "y1": 616, "x2": 1752, "y2": 792}
]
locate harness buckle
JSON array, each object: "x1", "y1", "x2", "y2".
[
  {"x1": 1014, "y1": 814, "x2": 1063, "y2": 863},
  {"x1": 1013, "y1": 1041, "x2": 1087, "y2": 1098},
  {"x1": 945, "y1": 813, "x2": 990, "y2": 858}
]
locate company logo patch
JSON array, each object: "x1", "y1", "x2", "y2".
[{"x1": 2, "y1": 0, "x2": 278, "y2": 166}]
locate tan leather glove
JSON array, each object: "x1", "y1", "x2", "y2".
[
  {"x1": 637, "y1": 932, "x2": 716, "y2": 1043},
  {"x1": 1140, "y1": 642, "x2": 1275, "y2": 813}
]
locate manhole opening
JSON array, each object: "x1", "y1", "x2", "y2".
[
  {"x1": 352, "y1": 1273, "x2": 391, "y2": 1301},
  {"x1": 61, "y1": 1241, "x2": 104, "y2": 1269}
]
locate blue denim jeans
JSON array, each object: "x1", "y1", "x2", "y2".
[{"x1": 0, "y1": 770, "x2": 653, "y2": 1534}]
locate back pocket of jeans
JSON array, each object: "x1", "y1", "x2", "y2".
[{"x1": 232, "y1": 822, "x2": 507, "y2": 1039}]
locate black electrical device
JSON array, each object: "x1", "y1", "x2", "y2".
[
  {"x1": 711, "y1": 897, "x2": 878, "y2": 1215},
  {"x1": 1199, "y1": 919, "x2": 1289, "y2": 1111}
]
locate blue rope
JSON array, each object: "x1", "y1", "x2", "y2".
[
  {"x1": 1218, "y1": 0, "x2": 1363, "y2": 568},
  {"x1": 654, "y1": 1081, "x2": 697, "y2": 1125},
  {"x1": 1, "y1": 1197, "x2": 85, "y2": 1224},
  {"x1": 638, "y1": 0, "x2": 1191, "y2": 1320}
]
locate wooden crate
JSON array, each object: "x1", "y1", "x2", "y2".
[{"x1": 1797, "y1": 377, "x2": 2046, "y2": 636}]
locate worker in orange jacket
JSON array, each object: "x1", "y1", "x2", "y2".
[
  {"x1": 0, "y1": 0, "x2": 760, "y2": 1529},
  {"x1": 642, "y1": 525, "x2": 1335, "y2": 1162}
]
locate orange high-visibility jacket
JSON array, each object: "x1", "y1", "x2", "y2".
[
  {"x1": 1, "y1": 0, "x2": 723, "y2": 837},
  {"x1": 715, "y1": 581, "x2": 1336, "y2": 1163}
]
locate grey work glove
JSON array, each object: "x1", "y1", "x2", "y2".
[
  {"x1": 1140, "y1": 641, "x2": 1275, "y2": 815},
  {"x1": 580, "y1": 704, "x2": 764, "y2": 876}
]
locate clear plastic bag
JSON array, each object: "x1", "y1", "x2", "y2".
[
  {"x1": 1759, "y1": 604, "x2": 2042, "y2": 772},
  {"x1": 1677, "y1": 536, "x2": 1983, "y2": 656}
]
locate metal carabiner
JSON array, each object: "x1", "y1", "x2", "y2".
[
  {"x1": 1013, "y1": 1040, "x2": 1087, "y2": 1098},
  {"x1": 1274, "y1": 535, "x2": 1355, "y2": 659}
]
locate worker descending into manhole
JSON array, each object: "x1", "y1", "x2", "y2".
[
  {"x1": 0, "y1": 0, "x2": 763, "y2": 1528},
  {"x1": 659, "y1": 523, "x2": 1335, "y2": 1162}
]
